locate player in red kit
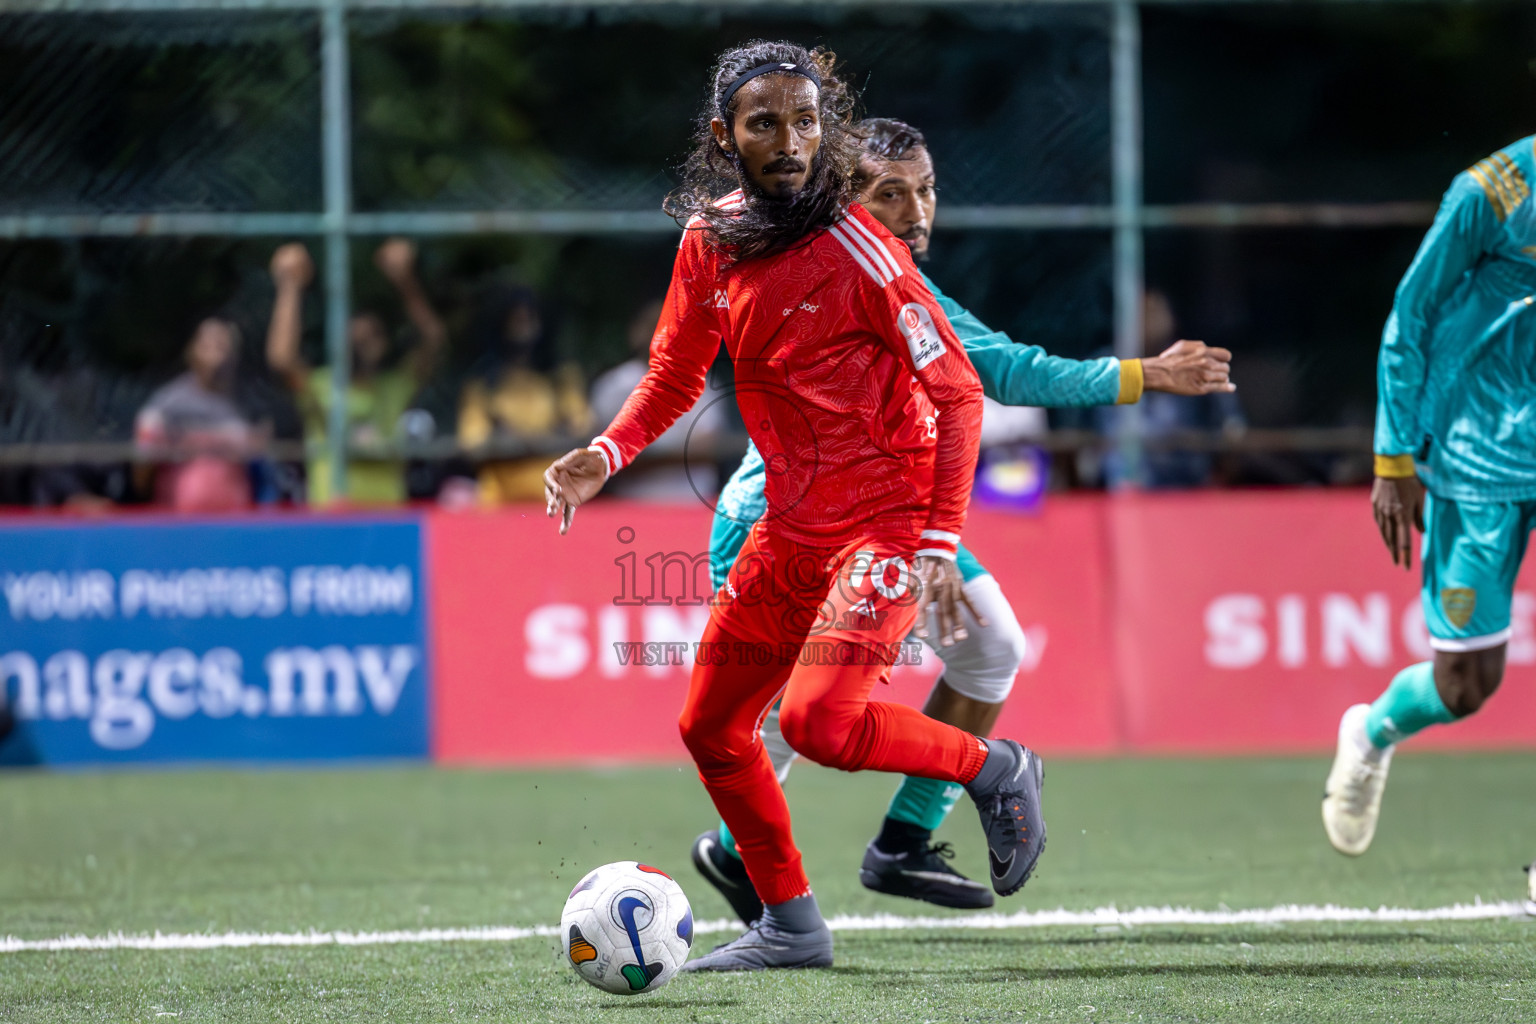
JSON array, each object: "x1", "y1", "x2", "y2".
[{"x1": 543, "y1": 41, "x2": 1044, "y2": 972}]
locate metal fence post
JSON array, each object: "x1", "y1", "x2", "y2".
[
  {"x1": 1111, "y1": 0, "x2": 1145, "y2": 488},
  {"x1": 321, "y1": 0, "x2": 352, "y2": 502}
]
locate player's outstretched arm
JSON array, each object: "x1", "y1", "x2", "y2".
[
  {"x1": 969, "y1": 335, "x2": 1233, "y2": 407},
  {"x1": 929, "y1": 276, "x2": 1122, "y2": 409},
  {"x1": 929, "y1": 275, "x2": 1231, "y2": 407},
  {"x1": 544, "y1": 447, "x2": 609, "y2": 535},
  {"x1": 1141, "y1": 340, "x2": 1234, "y2": 396}
]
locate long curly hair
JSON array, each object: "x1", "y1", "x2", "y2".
[{"x1": 663, "y1": 41, "x2": 863, "y2": 264}]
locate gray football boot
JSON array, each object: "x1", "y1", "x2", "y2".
[
  {"x1": 964, "y1": 738, "x2": 1046, "y2": 896},
  {"x1": 679, "y1": 918, "x2": 833, "y2": 972}
]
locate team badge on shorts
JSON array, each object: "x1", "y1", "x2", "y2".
[{"x1": 1441, "y1": 587, "x2": 1477, "y2": 629}]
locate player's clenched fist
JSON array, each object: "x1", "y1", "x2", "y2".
[
  {"x1": 1142, "y1": 340, "x2": 1235, "y2": 396},
  {"x1": 543, "y1": 447, "x2": 610, "y2": 535}
]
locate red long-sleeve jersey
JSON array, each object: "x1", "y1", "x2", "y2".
[{"x1": 592, "y1": 197, "x2": 983, "y2": 558}]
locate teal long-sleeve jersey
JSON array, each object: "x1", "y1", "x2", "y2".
[
  {"x1": 1374, "y1": 136, "x2": 1536, "y2": 502},
  {"x1": 709, "y1": 271, "x2": 1139, "y2": 588}
]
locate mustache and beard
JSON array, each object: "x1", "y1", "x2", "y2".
[
  {"x1": 757, "y1": 154, "x2": 808, "y2": 191},
  {"x1": 736, "y1": 150, "x2": 812, "y2": 203},
  {"x1": 711, "y1": 148, "x2": 848, "y2": 261},
  {"x1": 895, "y1": 224, "x2": 930, "y2": 262}
]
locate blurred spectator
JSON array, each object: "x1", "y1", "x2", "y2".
[
  {"x1": 133, "y1": 316, "x2": 260, "y2": 512},
  {"x1": 1329, "y1": 401, "x2": 1376, "y2": 486},
  {"x1": 456, "y1": 285, "x2": 591, "y2": 503},
  {"x1": 973, "y1": 389, "x2": 1048, "y2": 513},
  {"x1": 266, "y1": 239, "x2": 446, "y2": 505},
  {"x1": 0, "y1": 361, "x2": 125, "y2": 510},
  {"x1": 1095, "y1": 290, "x2": 1244, "y2": 489},
  {"x1": 978, "y1": 397, "x2": 1048, "y2": 449},
  {"x1": 589, "y1": 299, "x2": 723, "y2": 501}
]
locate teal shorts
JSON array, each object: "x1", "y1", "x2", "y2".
[{"x1": 1421, "y1": 494, "x2": 1536, "y2": 650}]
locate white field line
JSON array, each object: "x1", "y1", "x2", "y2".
[{"x1": 2, "y1": 901, "x2": 1528, "y2": 954}]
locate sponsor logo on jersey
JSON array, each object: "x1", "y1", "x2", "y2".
[
  {"x1": 714, "y1": 289, "x2": 730, "y2": 309},
  {"x1": 896, "y1": 302, "x2": 946, "y2": 370}
]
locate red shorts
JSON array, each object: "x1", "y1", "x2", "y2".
[{"x1": 711, "y1": 520, "x2": 923, "y2": 665}]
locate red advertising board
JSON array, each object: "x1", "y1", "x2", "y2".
[
  {"x1": 428, "y1": 503, "x2": 708, "y2": 764},
  {"x1": 960, "y1": 497, "x2": 1120, "y2": 754},
  {"x1": 426, "y1": 500, "x2": 1120, "y2": 763},
  {"x1": 1110, "y1": 490, "x2": 1536, "y2": 753},
  {"x1": 427, "y1": 491, "x2": 1536, "y2": 763}
]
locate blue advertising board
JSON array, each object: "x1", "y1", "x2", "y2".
[{"x1": 0, "y1": 515, "x2": 428, "y2": 765}]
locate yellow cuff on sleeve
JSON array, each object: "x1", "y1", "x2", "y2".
[
  {"x1": 1374, "y1": 454, "x2": 1417, "y2": 478},
  {"x1": 1116, "y1": 359, "x2": 1144, "y2": 405}
]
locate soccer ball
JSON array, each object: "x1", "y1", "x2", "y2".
[{"x1": 560, "y1": 861, "x2": 694, "y2": 995}]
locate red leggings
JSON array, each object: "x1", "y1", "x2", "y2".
[{"x1": 677, "y1": 524, "x2": 988, "y2": 906}]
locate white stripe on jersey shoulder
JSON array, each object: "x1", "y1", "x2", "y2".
[
  {"x1": 837, "y1": 218, "x2": 900, "y2": 283},
  {"x1": 845, "y1": 212, "x2": 904, "y2": 281},
  {"x1": 829, "y1": 222, "x2": 893, "y2": 287},
  {"x1": 714, "y1": 189, "x2": 746, "y2": 210}
]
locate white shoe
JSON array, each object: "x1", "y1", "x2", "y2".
[
  {"x1": 1322, "y1": 704, "x2": 1394, "y2": 856},
  {"x1": 1524, "y1": 862, "x2": 1536, "y2": 917}
]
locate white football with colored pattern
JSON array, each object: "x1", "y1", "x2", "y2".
[{"x1": 560, "y1": 861, "x2": 694, "y2": 995}]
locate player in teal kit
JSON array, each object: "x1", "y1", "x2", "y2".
[
  {"x1": 1324, "y1": 138, "x2": 1536, "y2": 856},
  {"x1": 692, "y1": 118, "x2": 1235, "y2": 921}
]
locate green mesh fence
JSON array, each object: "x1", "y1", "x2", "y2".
[{"x1": 1, "y1": 2, "x2": 1533, "y2": 504}]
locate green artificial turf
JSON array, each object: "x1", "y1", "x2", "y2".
[{"x1": 2, "y1": 753, "x2": 1534, "y2": 1022}]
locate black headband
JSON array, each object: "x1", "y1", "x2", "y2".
[{"x1": 718, "y1": 61, "x2": 822, "y2": 117}]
